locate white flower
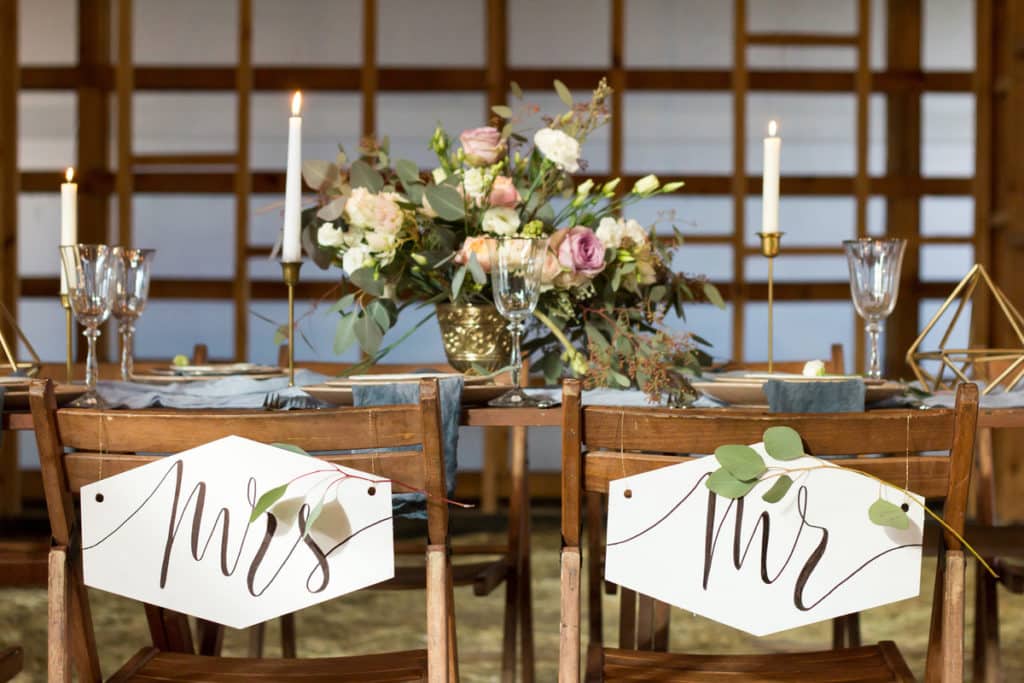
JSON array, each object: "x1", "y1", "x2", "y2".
[
  {"x1": 317, "y1": 222, "x2": 346, "y2": 248},
  {"x1": 342, "y1": 224, "x2": 364, "y2": 247},
  {"x1": 576, "y1": 178, "x2": 594, "y2": 197},
  {"x1": 345, "y1": 187, "x2": 376, "y2": 228},
  {"x1": 595, "y1": 217, "x2": 624, "y2": 249},
  {"x1": 802, "y1": 360, "x2": 827, "y2": 377},
  {"x1": 481, "y1": 207, "x2": 521, "y2": 236},
  {"x1": 622, "y1": 219, "x2": 648, "y2": 246},
  {"x1": 342, "y1": 244, "x2": 372, "y2": 274},
  {"x1": 431, "y1": 167, "x2": 448, "y2": 184},
  {"x1": 371, "y1": 194, "x2": 404, "y2": 234},
  {"x1": 462, "y1": 167, "x2": 488, "y2": 204},
  {"x1": 632, "y1": 173, "x2": 660, "y2": 195},
  {"x1": 364, "y1": 230, "x2": 397, "y2": 254},
  {"x1": 533, "y1": 128, "x2": 580, "y2": 173}
]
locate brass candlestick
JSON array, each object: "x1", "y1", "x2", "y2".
[
  {"x1": 60, "y1": 294, "x2": 73, "y2": 383},
  {"x1": 281, "y1": 262, "x2": 302, "y2": 387},
  {"x1": 757, "y1": 232, "x2": 783, "y2": 373}
]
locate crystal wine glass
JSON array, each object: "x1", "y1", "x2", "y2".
[
  {"x1": 60, "y1": 244, "x2": 115, "y2": 407},
  {"x1": 112, "y1": 247, "x2": 155, "y2": 380},
  {"x1": 486, "y1": 237, "x2": 553, "y2": 408},
  {"x1": 843, "y1": 238, "x2": 907, "y2": 379}
]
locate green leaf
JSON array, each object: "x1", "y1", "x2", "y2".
[
  {"x1": 451, "y1": 265, "x2": 467, "y2": 300},
  {"x1": 302, "y1": 499, "x2": 324, "y2": 540},
  {"x1": 706, "y1": 468, "x2": 757, "y2": 499},
  {"x1": 405, "y1": 183, "x2": 424, "y2": 205},
  {"x1": 649, "y1": 285, "x2": 667, "y2": 302},
  {"x1": 704, "y1": 282, "x2": 725, "y2": 309},
  {"x1": 609, "y1": 370, "x2": 631, "y2": 388},
  {"x1": 272, "y1": 442, "x2": 311, "y2": 456},
  {"x1": 366, "y1": 300, "x2": 391, "y2": 332},
  {"x1": 491, "y1": 105, "x2": 514, "y2": 119},
  {"x1": 333, "y1": 313, "x2": 358, "y2": 354},
  {"x1": 348, "y1": 267, "x2": 384, "y2": 296},
  {"x1": 584, "y1": 323, "x2": 609, "y2": 351},
  {"x1": 554, "y1": 79, "x2": 573, "y2": 107},
  {"x1": 395, "y1": 159, "x2": 421, "y2": 189},
  {"x1": 349, "y1": 159, "x2": 384, "y2": 192},
  {"x1": 868, "y1": 498, "x2": 910, "y2": 530},
  {"x1": 423, "y1": 185, "x2": 465, "y2": 221},
  {"x1": 510, "y1": 81, "x2": 523, "y2": 99},
  {"x1": 761, "y1": 475, "x2": 793, "y2": 503},
  {"x1": 250, "y1": 484, "x2": 289, "y2": 523},
  {"x1": 713, "y1": 444, "x2": 766, "y2": 482},
  {"x1": 763, "y1": 426, "x2": 804, "y2": 461},
  {"x1": 467, "y1": 253, "x2": 486, "y2": 285},
  {"x1": 540, "y1": 352, "x2": 562, "y2": 385},
  {"x1": 273, "y1": 324, "x2": 287, "y2": 347},
  {"x1": 354, "y1": 313, "x2": 384, "y2": 356},
  {"x1": 326, "y1": 293, "x2": 356, "y2": 315}
]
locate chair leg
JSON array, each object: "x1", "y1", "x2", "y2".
[
  {"x1": 48, "y1": 547, "x2": 71, "y2": 683},
  {"x1": 941, "y1": 551, "x2": 966, "y2": 683},
  {"x1": 652, "y1": 600, "x2": 670, "y2": 652},
  {"x1": 280, "y1": 613, "x2": 296, "y2": 658},
  {"x1": 512, "y1": 427, "x2": 535, "y2": 683},
  {"x1": 559, "y1": 547, "x2": 582, "y2": 683},
  {"x1": 426, "y1": 545, "x2": 450, "y2": 683},
  {"x1": 196, "y1": 619, "x2": 224, "y2": 656},
  {"x1": 446, "y1": 564, "x2": 459, "y2": 683},
  {"x1": 973, "y1": 561, "x2": 1000, "y2": 683},
  {"x1": 585, "y1": 492, "x2": 605, "y2": 649},
  {"x1": 636, "y1": 595, "x2": 654, "y2": 651},
  {"x1": 846, "y1": 612, "x2": 861, "y2": 647},
  {"x1": 247, "y1": 622, "x2": 265, "y2": 658},
  {"x1": 618, "y1": 588, "x2": 637, "y2": 650}
]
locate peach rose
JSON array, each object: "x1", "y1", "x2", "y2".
[
  {"x1": 455, "y1": 236, "x2": 492, "y2": 272},
  {"x1": 460, "y1": 126, "x2": 505, "y2": 166},
  {"x1": 488, "y1": 176, "x2": 521, "y2": 208}
]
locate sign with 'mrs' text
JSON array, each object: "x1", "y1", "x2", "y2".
[{"x1": 81, "y1": 435, "x2": 394, "y2": 629}]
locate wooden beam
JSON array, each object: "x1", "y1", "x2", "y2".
[
  {"x1": 116, "y1": 0, "x2": 133, "y2": 248},
  {"x1": 732, "y1": 0, "x2": 748, "y2": 362},
  {"x1": 77, "y1": 0, "x2": 111, "y2": 246},
  {"x1": 973, "y1": 0, "x2": 994, "y2": 348},
  {"x1": 485, "y1": 0, "x2": 507, "y2": 116},
  {"x1": 361, "y1": 0, "x2": 377, "y2": 139},
  {"x1": 233, "y1": 0, "x2": 252, "y2": 361},
  {"x1": 883, "y1": 0, "x2": 923, "y2": 379},
  {"x1": 0, "y1": 0, "x2": 20, "y2": 517},
  {"x1": 19, "y1": 66, "x2": 976, "y2": 94}
]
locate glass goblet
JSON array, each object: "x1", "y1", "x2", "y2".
[
  {"x1": 843, "y1": 238, "x2": 907, "y2": 379},
  {"x1": 486, "y1": 237, "x2": 553, "y2": 408},
  {"x1": 60, "y1": 244, "x2": 115, "y2": 407},
  {"x1": 112, "y1": 247, "x2": 155, "y2": 380}
]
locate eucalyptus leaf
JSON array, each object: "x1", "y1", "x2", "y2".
[
  {"x1": 333, "y1": 313, "x2": 358, "y2": 354},
  {"x1": 609, "y1": 370, "x2": 631, "y2": 388},
  {"x1": 302, "y1": 499, "x2": 325, "y2": 540},
  {"x1": 510, "y1": 81, "x2": 523, "y2": 99},
  {"x1": 326, "y1": 293, "x2": 356, "y2": 315},
  {"x1": 713, "y1": 444, "x2": 766, "y2": 481},
  {"x1": 467, "y1": 253, "x2": 486, "y2": 285},
  {"x1": 704, "y1": 282, "x2": 726, "y2": 309},
  {"x1": 272, "y1": 442, "x2": 311, "y2": 456},
  {"x1": 554, "y1": 79, "x2": 573, "y2": 107},
  {"x1": 405, "y1": 183, "x2": 424, "y2": 205},
  {"x1": 763, "y1": 426, "x2": 805, "y2": 461},
  {"x1": 491, "y1": 105, "x2": 514, "y2": 119},
  {"x1": 649, "y1": 285, "x2": 667, "y2": 302},
  {"x1": 302, "y1": 160, "x2": 338, "y2": 190},
  {"x1": 366, "y1": 300, "x2": 391, "y2": 332},
  {"x1": 354, "y1": 313, "x2": 384, "y2": 356},
  {"x1": 540, "y1": 353, "x2": 563, "y2": 385},
  {"x1": 249, "y1": 484, "x2": 288, "y2": 523},
  {"x1": 761, "y1": 475, "x2": 793, "y2": 503},
  {"x1": 349, "y1": 159, "x2": 384, "y2": 192},
  {"x1": 316, "y1": 196, "x2": 347, "y2": 221},
  {"x1": 868, "y1": 498, "x2": 910, "y2": 530},
  {"x1": 423, "y1": 185, "x2": 466, "y2": 221},
  {"x1": 584, "y1": 323, "x2": 609, "y2": 351},
  {"x1": 395, "y1": 159, "x2": 422, "y2": 189},
  {"x1": 348, "y1": 268, "x2": 384, "y2": 296},
  {"x1": 706, "y1": 468, "x2": 757, "y2": 499},
  {"x1": 451, "y1": 265, "x2": 467, "y2": 300}
]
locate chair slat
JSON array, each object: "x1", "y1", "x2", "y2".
[
  {"x1": 582, "y1": 406, "x2": 957, "y2": 455},
  {"x1": 64, "y1": 450, "x2": 427, "y2": 493},
  {"x1": 56, "y1": 405, "x2": 422, "y2": 453},
  {"x1": 584, "y1": 451, "x2": 952, "y2": 498}
]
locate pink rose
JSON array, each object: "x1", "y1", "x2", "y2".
[
  {"x1": 488, "y1": 176, "x2": 521, "y2": 208},
  {"x1": 540, "y1": 247, "x2": 563, "y2": 287},
  {"x1": 454, "y1": 236, "x2": 492, "y2": 272},
  {"x1": 556, "y1": 227, "x2": 606, "y2": 278},
  {"x1": 460, "y1": 126, "x2": 505, "y2": 166}
]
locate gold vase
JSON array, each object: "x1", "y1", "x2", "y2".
[{"x1": 436, "y1": 303, "x2": 512, "y2": 374}]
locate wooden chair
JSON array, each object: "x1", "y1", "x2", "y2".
[
  {"x1": 0, "y1": 646, "x2": 22, "y2": 682},
  {"x1": 560, "y1": 378, "x2": 979, "y2": 682},
  {"x1": 278, "y1": 348, "x2": 535, "y2": 682},
  {"x1": 30, "y1": 377, "x2": 454, "y2": 682}
]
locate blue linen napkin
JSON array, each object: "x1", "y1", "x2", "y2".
[
  {"x1": 353, "y1": 375, "x2": 464, "y2": 519},
  {"x1": 764, "y1": 378, "x2": 866, "y2": 413},
  {"x1": 95, "y1": 369, "x2": 329, "y2": 409}
]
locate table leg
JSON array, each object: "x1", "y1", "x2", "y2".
[{"x1": 512, "y1": 426, "x2": 534, "y2": 683}]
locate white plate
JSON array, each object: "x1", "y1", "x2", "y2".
[{"x1": 327, "y1": 372, "x2": 491, "y2": 386}]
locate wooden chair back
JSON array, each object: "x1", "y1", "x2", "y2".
[
  {"x1": 30, "y1": 377, "x2": 450, "y2": 682},
  {"x1": 560, "y1": 379, "x2": 979, "y2": 682}
]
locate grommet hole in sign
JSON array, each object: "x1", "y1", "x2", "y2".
[
  {"x1": 624, "y1": 489, "x2": 633, "y2": 499},
  {"x1": 95, "y1": 493, "x2": 104, "y2": 503},
  {"x1": 367, "y1": 486, "x2": 377, "y2": 496}
]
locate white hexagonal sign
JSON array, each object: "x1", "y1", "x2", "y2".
[
  {"x1": 605, "y1": 441, "x2": 924, "y2": 636},
  {"x1": 81, "y1": 435, "x2": 394, "y2": 629}
]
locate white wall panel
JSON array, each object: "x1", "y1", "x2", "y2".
[
  {"x1": 18, "y1": 0, "x2": 76, "y2": 64},
  {"x1": 254, "y1": 0, "x2": 362, "y2": 65}
]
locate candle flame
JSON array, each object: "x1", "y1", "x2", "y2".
[
  {"x1": 768, "y1": 120, "x2": 778, "y2": 137},
  {"x1": 291, "y1": 91, "x2": 302, "y2": 116},
  {"x1": 65, "y1": 167, "x2": 74, "y2": 183}
]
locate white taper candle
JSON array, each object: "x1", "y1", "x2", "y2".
[
  {"x1": 60, "y1": 167, "x2": 78, "y2": 294},
  {"x1": 762, "y1": 120, "x2": 781, "y2": 233},
  {"x1": 282, "y1": 91, "x2": 303, "y2": 263}
]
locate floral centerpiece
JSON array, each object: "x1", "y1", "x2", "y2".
[{"x1": 301, "y1": 79, "x2": 723, "y2": 401}]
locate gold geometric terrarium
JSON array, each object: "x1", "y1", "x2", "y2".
[
  {"x1": 906, "y1": 264, "x2": 1024, "y2": 396},
  {"x1": 0, "y1": 304, "x2": 40, "y2": 376}
]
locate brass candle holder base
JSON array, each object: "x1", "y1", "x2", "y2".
[
  {"x1": 281, "y1": 262, "x2": 302, "y2": 387},
  {"x1": 757, "y1": 232, "x2": 784, "y2": 373},
  {"x1": 60, "y1": 294, "x2": 73, "y2": 383}
]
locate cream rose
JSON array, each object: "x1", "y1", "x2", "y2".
[
  {"x1": 344, "y1": 187, "x2": 376, "y2": 228},
  {"x1": 342, "y1": 244, "x2": 372, "y2": 274},
  {"x1": 481, "y1": 206, "x2": 521, "y2": 236},
  {"x1": 533, "y1": 128, "x2": 580, "y2": 173},
  {"x1": 318, "y1": 222, "x2": 346, "y2": 248},
  {"x1": 622, "y1": 218, "x2": 648, "y2": 246},
  {"x1": 371, "y1": 194, "x2": 404, "y2": 234},
  {"x1": 595, "y1": 217, "x2": 624, "y2": 249},
  {"x1": 462, "y1": 167, "x2": 488, "y2": 205}
]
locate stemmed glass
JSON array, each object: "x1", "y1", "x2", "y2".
[
  {"x1": 843, "y1": 238, "x2": 907, "y2": 379},
  {"x1": 112, "y1": 247, "x2": 155, "y2": 380},
  {"x1": 60, "y1": 244, "x2": 115, "y2": 407},
  {"x1": 486, "y1": 237, "x2": 553, "y2": 408}
]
